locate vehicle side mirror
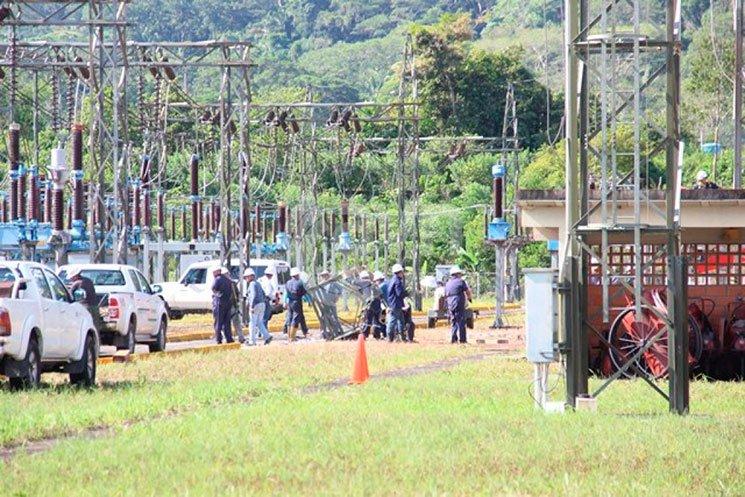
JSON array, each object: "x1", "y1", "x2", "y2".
[
  {"x1": 73, "y1": 288, "x2": 87, "y2": 302},
  {"x1": 18, "y1": 281, "x2": 27, "y2": 291},
  {"x1": 151, "y1": 284, "x2": 162, "y2": 294}
]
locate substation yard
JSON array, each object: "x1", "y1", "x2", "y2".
[{"x1": 0, "y1": 314, "x2": 742, "y2": 497}]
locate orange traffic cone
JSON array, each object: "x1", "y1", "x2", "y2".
[{"x1": 349, "y1": 333, "x2": 370, "y2": 384}]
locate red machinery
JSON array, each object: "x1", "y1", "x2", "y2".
[{"x1": 607, "y1": 289, "x2": 703, "y2": 379}]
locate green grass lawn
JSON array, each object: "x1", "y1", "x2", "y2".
[
  {"x1": 0, "y1": 341, "x2": 476, "y2": 448},
  {"x1": 2, "y1": 353, "x2": 743, "y2": 496}
]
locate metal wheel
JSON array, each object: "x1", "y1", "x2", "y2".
[
  {"x1": 608, "y1": 308, "x2": 664, "y2": 379},
  {"x1": 117, "y1": 319, "x2": 136, "y2": 354}
]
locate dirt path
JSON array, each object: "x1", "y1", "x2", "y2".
[{"x1": 1, "y1": 348, "x2": 510, "y2": 461}]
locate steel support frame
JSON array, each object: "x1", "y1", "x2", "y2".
[{"x1": 563, "y1": 0, "x2": 688, "y2": 413}]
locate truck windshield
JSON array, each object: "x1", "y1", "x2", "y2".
[
  {"x1": 73, "y1": 270, "x2": 126, "y2": 286},
  {"x1": 276, "y1": 267, "x2": 290, "y2": 285},
  {"x1": 182, "y1": 268, "x2": 207, "y2": 285}
]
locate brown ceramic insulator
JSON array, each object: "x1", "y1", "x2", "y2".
[
  {"x1": 142, "y1": 190, "x2": 151, "y2": 228},
  {"x1": 43, "y1": 178, "x2": 52, "y2": 223},
  {"x1": 140, "y1": 155, "x2": 151, "y2": 186},
  {"x1": 181, "y1": 208, "x2": 187, "y2": 240},
  {"x1": 157, "y1": 191, "x2": 164, "y2": 228},
  {"x1": 340, "y1": 199, "x2": 349, "y2": 232},
  {"x1": 213, "y1": 203, "x2": 221, "y2": 231},
  {"x1": 66, "y1": 201, "x2": 72, "y2": 230},
  {"x1": 277, "y1": 203, "x2": 286, "y2": 233},
  {"x1": 493, "y1": 176, "x2": 503, "y2": 219},
  {"x1": 28, "y1": 171, "x2": 39, "y2": 221},
  {"x1": 331, "y1": 212, "x2": 337, "y2": 237},
  {"x1": 71, "y1": 124, "x2": 84, "y2": 222},
  {"x1": 52, "y1": 189, "x2": 64, "y2": 232}
]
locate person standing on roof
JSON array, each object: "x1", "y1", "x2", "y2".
[
  {"x1": 285, "y1": 268, "x2": 308, "y2": 342},
  {"x1": 385, "y1": 263, "x2": 407, "y2": 342},
  {"x1": 258, "y1": 265, "x2": 279, "y2": 329},
  {"x1": 444, "y1": 266, "x2": 472, "y2": 344},
  {"x1": 243, "y1": 268, "x2": 273, "y2": 346},
  {"x1": 694, "y1": 170, "x2": 719, "y2": 190},
  {"x1": 211, "y1": 266, "x2": 234, "y2": 344}
]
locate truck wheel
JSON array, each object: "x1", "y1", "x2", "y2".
[
  {"x1": 116, "y1": 319, "x2": 136, "y2": 354},
  {"x1": 466, "y1": 315, "x2": 475, "y2": 329},
  {"x1": 149, "y1": 319, "x2": 167, "y2": 353},
  {"x1": 10, "y1": 336, "x2": 41, "y2": 390},
  {"x1": 70, "y1": 333, "x2": 97, "y2": 387}
]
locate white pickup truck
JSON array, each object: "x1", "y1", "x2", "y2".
[
  {"x1": 0, "y1": 261, "x2": 98, "y2": 388},
  {"x1": 58, "y1": 264, "x2": 169, "y2": 354},
  {"x1": 154, "y1": 258, "x2": 290, "y2": 319}
]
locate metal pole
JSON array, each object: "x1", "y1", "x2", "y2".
[
  {"x1": 735, "y1": 0, "x2": 743, "y2": 188},
  {"x1": 563, "y1": 0, "x2": 581, "y2": 406}
]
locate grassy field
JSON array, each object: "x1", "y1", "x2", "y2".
[
  {"x1": 1, "y1": 342, "x2": 743, "y2": 496},
  {"x1": 0, "y1": 341, "x2": 476, "y2": 448}
]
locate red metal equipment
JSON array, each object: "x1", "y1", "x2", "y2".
[{"x1": 607, "y1": 289, "x2": 703, "y2": 379}]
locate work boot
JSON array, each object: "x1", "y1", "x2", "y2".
[{"x1": 289, "y1": 326, "x2": 297, "y2": 342}]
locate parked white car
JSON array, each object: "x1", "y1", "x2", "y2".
[
  {"x1": 0, "y1": 261, "x2": 98, "y2": 388},
  {"x1": 154, "y1": 258, "x2": 290, "y2": 318},
  {"x1": 58, "y1": 264, "x2": 169, "y2": 354}
]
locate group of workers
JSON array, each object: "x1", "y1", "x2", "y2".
[
  {"x1": 210, "y1": 264, "x2": 307, "y2": 346},
  {"x1": 211, "y1": 260, "x2": 474, "y2": 346}
]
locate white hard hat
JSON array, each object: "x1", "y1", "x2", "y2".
[
  {"x1": 696, "y1": 170, "x2": 709, "y2": 181},
  {"x1": 373, "y1": 271, "x2": 385, "y2": 281},
  {"x1": 264, "y1": 265, "x2": 275, "y2": 275},
  {"x1": 290, "y1": 267, "x2": 301, "y2": 277},
  {"x1": 221, "y1": 267, "x2": 230, "y2": 275},
  {"x1": 212, "y1": 266, "x2": 223, "y2": 274},
  {"x1": 449, "y1": 266, "x2": 463, "y2": 276},
  {"x1": 243, "y1": 268, "x2": 255, "y2": 277},
  {"x1": 391, "y1": 263, "x2": 404, "y2": 274},
  {"x1": 319, "y1": 269, "x2": 330, "y2": 277},
  {"x1": 359, "y1": 271, "x2": 370, "y2": 280},
  {"x1": 68, "y1": 267, "x2": 81, "y2": 279}
]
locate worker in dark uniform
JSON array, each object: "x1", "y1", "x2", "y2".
[
  {"x1": 211, "y1": 266, "x2": 234, "y2": 344},
  {"x1": 444, "y1": 266, "x2": 472, "y2": 344},
  {"x1": 370, "y1": 271, "x2": 387, "y2": 339},
  {"x1": 386, "y1": 263, "x2": 407, "y2": 342},
  {"x1": 68, "y1": 268, "x2": 104, "y2": 331},
  {"x1": 285, "y1": 267, "x2": 307, "y2": 342}
]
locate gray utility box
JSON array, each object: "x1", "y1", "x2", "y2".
[{"x1": 523, "y1": 268, "x2": 558, "y2": 363}]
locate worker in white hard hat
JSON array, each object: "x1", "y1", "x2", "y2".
[
  {"x1": 445, "y1": 266, "x2": 472, "y2": 344},
  {"x1": 694, "y1": 170, "x2": 719, "y2": 190},
  {"x1": 385, "y1": 263, "x2": 407, "y2": 342},
  {"x1": 243, "y1": 267, "x2": 272, "y2": 346},
  {"x1": 284, "y1": 267, "x2": 308, "y2": 341},
  {"x1": 258, "y1": 265, "x2": 279, "y2": 329}
]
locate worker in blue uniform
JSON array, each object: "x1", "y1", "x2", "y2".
[
  {"x1": 386, "y1": 263, "x2": 407, "y2": 342},
  {"x1": 211, "y1": 266, "x2": 234, "y2": 344},
  {"x1": 444, "y1": 266, "x2": 472, "y2": 344},
  {"x1": 285, "y1": 267, "x2": 307, "y2": 342}
]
